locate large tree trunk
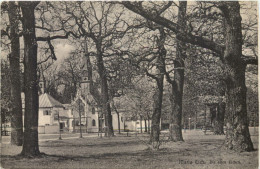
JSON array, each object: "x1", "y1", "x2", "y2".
[
  {"x1": 84, "y1": 41, "x2": 102, "y2": 107},
  {"x1": 150, "y1": 85, "x2": 163, "y2": 149},
  {"x1": 220, "y1": 2, "x2": 254, "y2": 151},
  {"x1": 95, "y1": 44, "x2": 114, "y2": 137},
  {"x1": 168, "y1": 1, "x2": 186, "y2": 142},
  {"x1": 149, "y1": 28, "x2": 166, "y2": 149},
  {"x1": 20, "y1": 2, "x2": 40, "y2": 156},
  {"x1": 168, "y1": 81, "x2": 184, "y2": 141},
  {"x1": 8, "y1": 1, "x2": 23, "y2": 146},
  {"x1": 224, "y1": 64, "x2": 253, "y2": 151}
]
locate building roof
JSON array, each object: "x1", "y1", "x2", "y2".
[{"x1": 39, "y1": 93, "x2": 64, "y2": 108}]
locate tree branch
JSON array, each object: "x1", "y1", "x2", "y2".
[
  {"x1": 36, "y1": 31, "x2": 83, "y2": 41},
  {"x1": 145, "y1": 69, "x2": 159, "y2": 82},
  {"x1": 156, "y1": 2, "x2": 173, "y2": 16},
  {"x1": 122, "y1": 2, "x2": 225, "y2": 56},
  {"x1": 47, "y1": 39, "x2": 57, "y2": 60},
  {"x1": 1, "y1": 29, "x2": 10, "y2": 39},
  {"x1": 37, "y1": 55, "x2": 52, "y2": 65}
]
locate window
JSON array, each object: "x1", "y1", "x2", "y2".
[
  {"x1": 92, "y1": 119, "x2": 96, "y2": 126},
  {"x1": 43, "y1": 110, "x2": 51, "y2": 115},
  {"x1": 92, "y1": 107, "x2": 95, "y2": 115}
]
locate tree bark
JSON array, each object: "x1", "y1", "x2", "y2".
[
  {"x1": 168, "y1": 81, "x2": 184, "y2": 141},
  {"x1": 20, "y1": 2, "x2": 40, "y2": 156},
  {"x1": 150, "y1": 85, "x2": 163, "y2": 149},
  {"x1": 220, "y1": 2, "x2": 254, "y2": 151},
  {"x1": 8, "y1": 1, "x2": 23, "y2": 146},
  {"x1": 84, "y1": 40, "x2": 102, "y2": 107},
  {"x1": 168, "y1": 1, "x2": 186, "y2": 142},
  {"x1": 149, "y1": 28, "x2": 166, "y2": 149},
  {"x1": 95, "y1": 44, "x2": 114, "y2": 137}
]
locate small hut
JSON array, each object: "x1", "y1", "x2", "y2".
[{"x1": 197, "y1": 95, "x2": 226, "y2": 134}]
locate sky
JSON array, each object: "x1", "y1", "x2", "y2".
[{"x1": 54, "y1": 42, "x2": 75, "y2": 63}]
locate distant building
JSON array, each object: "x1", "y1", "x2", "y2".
[
  {"x1": 38, "y1": 93, "x2": 69, "y2": 134},
  {"x1": 70, "y1": 69, "x2": 125, "y2": 133}
]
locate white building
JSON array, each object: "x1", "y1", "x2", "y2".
[
  {"x1": 38, "y1": 93, "x2": 69, "y2": 134},
  {"x1": 70, "y1": 72, "x2": 125, "y2": 133}
]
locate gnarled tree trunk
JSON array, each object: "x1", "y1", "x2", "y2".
[
  {"x1": 149, "y1": 28, "x2": 166, "y2": 149},
  {"x1": 220, "y1": 2, "x2": 254, "y2": 151},
  {"x1": 96, "y1": 44, "x2": 114, "y2": 137},
  {"x1": 168, "y1": 1, "x2": 186, "y2": 142},
  {"x1": 8, "y1": 1, "x2": 23, "y2": 146},
  {"x1": 168, "y1": 80, "x2": 184, "y2": 141},
  {"x1": 20, "y1": 2, "x2": 40, "y2": 156},
  {"x1": 150, "y1": 83, "x2": 164, "y2": 149}
]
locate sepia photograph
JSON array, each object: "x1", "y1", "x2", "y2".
[{"x1": 0, "y1": 1, "x2": 259, "y2": 169}]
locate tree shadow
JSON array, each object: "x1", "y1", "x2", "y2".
[
  {"x1": 40, "y1": 140, "x2": 142, "y2": 148},
  {"x1": 1, "y1": 148, "x2": 182, "y2": 163},
  {"x1": 38, "y1": 148, "x2": 183, "y2": 162}
]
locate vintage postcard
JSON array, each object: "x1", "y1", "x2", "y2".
[{"x1": 1, "y1": 1, "x2": 258, "y2": 169}]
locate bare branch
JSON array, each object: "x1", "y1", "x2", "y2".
[
  {"x1": 37, "y1": 55, "x2": 52, "y2": 65},
  {"x1": 122, "y1": 2, "x2": 225, "y2": 56},
  {"x1": 1, "y1": 29, "x2": 10, "y2": 39},
  {"x1": 145, "y1": 69, "x2": 158, "y2": 82},
  {"x1": 46, "y1": 39, "x2": 56, "y2": 60},
  {"x1": 36, "y1": 31, "x2": 83, "y2": 41},
  {"x1": 156, "y1": 2, "x2": 173, "y2": 16}
]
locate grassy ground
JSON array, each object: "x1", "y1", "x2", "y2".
[
  {"x1": 1, "y1": 128, "x2": 258, "y2": 169},
  {"x1": 1, "y1": 133, "x2": 98, "y2": 144}
]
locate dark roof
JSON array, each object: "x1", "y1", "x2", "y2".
[{"x1": 39, "y1": 93, "x2": 64, "y2": 108}]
